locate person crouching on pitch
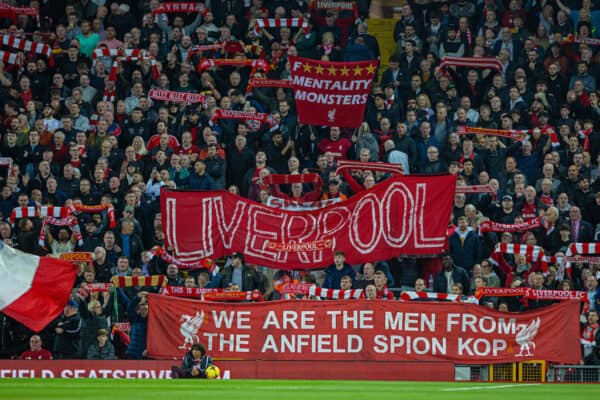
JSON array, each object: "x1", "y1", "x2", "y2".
[{"x1": 172, "y1": 343, "x2": 213, "y2": 379}]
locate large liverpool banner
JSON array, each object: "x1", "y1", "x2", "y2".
[
  {"x1": 161, "y1": 175, "x2": 455, "y2": 269},
  {"x1": 289, "y1": 55, "x2": 378, "y2": 128},
  {"x1": 147, "y1": 295, "x2": 581, "y2": 364}
]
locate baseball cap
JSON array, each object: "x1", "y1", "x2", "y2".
[{"x1": 67, "y1": 299, "x2": 78, "y2": 308}]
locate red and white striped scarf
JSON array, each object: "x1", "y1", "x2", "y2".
[
  {"x1": 308, "y1": 286, "x2": 364, "y2": 299},
  {"x1": 147, "y1": 246, "x2": 214, "y2": 271},
  {"x1": 153, "y1": 2, "x2": 207, "y2": 14},
  {"x1": 254, "y1": 18, "x2": 309, "y2": 35},
  {"x1": 479, "y1": 217, "x2": 542, "y2": 233},
  {"x1": 92, "y1": 48, "x2": 147, "y2": 60},
  {"x1": 400, "y1": 290, "x2": 479, "y2": 304},
  {"x1": 455, "y1": 185, "x2": 493, "y2": 194},
  {"x1": 210, "y1": 109, "x2": 272, "y2": 126},
  {"x1": 197, "y1": 58, "x2": 270, "y2": 73},
  {"x1": 103, "y1": 90, "x2": 116, "y2": 103},
  {"x1": 439, "y1": 56, "x2": 502, "y2": 72},
  {"x1": 564, "y1": 242, "x2": 600, "y2": 278},
  {"x1": 335, "y1": 160, "x2": 404, "y2": 175},
  {"x1": 245, "y1": 78, "x2": 294, "y2": 93},
  {"x1": 1, "y1": 35, "x2": 52, "y2": 58},
  {"x1": 0, "y1": 50, "x2": 20, "y2": 65},
  {"x1": 39, "y1": 216, "x2": 83, "y2": 246},
  {"x1": 111, "y1": 275, "x2": 165, "y2": 288},
  {"x1": 10, "y1": 206, "x2": 72, "y2": 224},
  {"x1": 493, "y1": 243, "x2": 545, "y2": 263},
  {"x1": 10, "y1": 206, "x2": 38, "y2": 224},
  {"x1": 149, "y1": 88, "x2": 206, "y2": 104}
]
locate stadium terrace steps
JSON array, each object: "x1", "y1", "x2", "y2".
[{"x1": 366, "y1": 18, "x2": 397, "y2": 75}]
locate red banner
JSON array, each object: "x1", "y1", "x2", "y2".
[
  {"x1": 161, "y1": 175, "x2": 455, "y2": 269},
  {"x1": 147, "y1": 294, "x2": 581, "y2": 364},
  {"x1": 289, "y1": 56, "x2": 378, "y2": 128}
]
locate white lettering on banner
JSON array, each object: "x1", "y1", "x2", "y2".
[
  {"x1": 291, "y1": 75, "x2": 372, "y2": 91},
  {"x1": 446, "y1": 314, "x2": 518, "y2": 335},
  {"x1": 294, "y1": 90, "x2": 368, "y2": 105},
  {"x1": 384, "y1": 312, "x2": 436, "y2": 332},
  {"x1": 203, "y1": 333, "x2": 250, "y2": 352},
  {"x1": 167, "y1": 181, "x2": 446, "y2": 263},
  {"x1": 372, "y1": 335, "x2": 447, "y2": 355},
  {"x1": 260, "y1": 334, "x2": 363, "y2": 353},
  {"x1": 211, "y1": 310, "x2": 251, "y2": 329},
  {"x1": 458, "y1": 338, "x2": 508, "y2": 357},
  {"x1": 326, "y1": 310, "x2": 374, "y2": 329},
  {"x1": 262, "y1": 310, "x2": 317, "y2": 329}
]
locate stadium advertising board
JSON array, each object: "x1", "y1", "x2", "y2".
[
  {"x1": 161, "y1": 175, "x2": 456, "y2": 269},
  {"x1": 147, "y1": 295, "x2": 581, "y2": 364}
]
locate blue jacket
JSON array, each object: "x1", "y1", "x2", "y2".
[
  {"x1": 125, "y1": 296, "x2": 147, "y2": 359},
  {"x1": 448, "y1": 229, "x2": 482, "y2": 272},
  {"x1": 187, "y1": 173, "x2": 215, "y2": 190},
  {"x1": 322, "y1": 263, "x2": 356, "y2": 289}
]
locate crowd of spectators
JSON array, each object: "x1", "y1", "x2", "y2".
[{"x1": 0, "y1": 0, "x2": 599, "y2": 363}]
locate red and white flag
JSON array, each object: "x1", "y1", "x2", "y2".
[
  {"x1": 289, "y1": 56, "x2": 378, "y2": 128},
  {"x1": 0, "y1": 243, "x2": 77, "y2": 332}
]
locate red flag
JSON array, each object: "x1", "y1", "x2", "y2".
[
  {"x1": 0, "y1": 244, "x2": 77, "y2": 332},
  {"x1": 289, "y1": 56, "x2": 378, "y2": 128}
]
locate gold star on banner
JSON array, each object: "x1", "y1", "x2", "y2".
[
  {"x1": 302, "y1": 63, "x2": 312, "y2": 73},
  {"x1": 340, "y1": 66, "x2": 350, "y2": 76},
  {"x1": 365, "y1": 63, "x2": 377, "y2": 75},
  {"x1": 327, "y1": 65, "x2": 337, "y2": 75},
  {"x1": 353, "y1": 65, "x2": 363, "y2": 76},
  {"x1": 315, "y1": 64, "x2": 325, "y2": 75}
]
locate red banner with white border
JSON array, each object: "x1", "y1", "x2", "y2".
[
  {"x1": 289, "y1": 56, "x2": 378, "y2": 128},
  {"x1": 147, "y1": 294, "x2": 580, "y2": 363},
  {"x1": 161, "y1": 175, "x2": 455, "y2": 269}
]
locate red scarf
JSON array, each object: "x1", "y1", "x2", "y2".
[
  {"x1": 479, "y1": 217, "x2": 541, "y2": 233},
  {"x1": 197, "y1": 58, "x2": 270, "y2": 74},
  {"x1": 71, "y1": 203, "x2": 116, "y2": 228},
  {"x1": 149, "y1": 88, "x2": 205, "y2": 104},
  {"x1": 147, "y1": 246, "x2": 214, "y2": 271}
]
